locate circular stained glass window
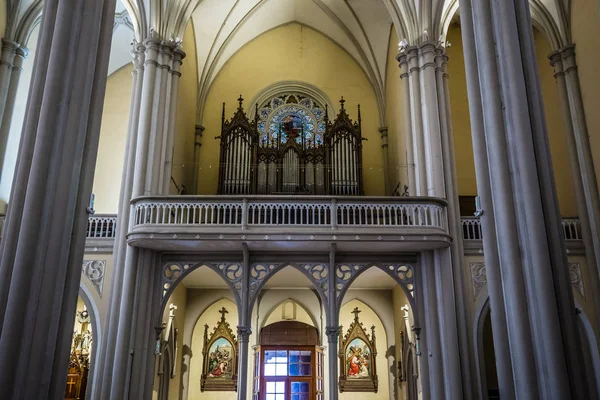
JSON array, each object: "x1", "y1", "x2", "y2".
[{"x1": 256, "y1": 93, "x2": 326, "y2": 146}]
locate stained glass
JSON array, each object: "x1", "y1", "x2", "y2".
[{"x1": 257, "y1": 93, "x2": 326, "y2": 145}]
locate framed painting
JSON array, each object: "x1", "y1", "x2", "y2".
[
  {"x1": 338, "y1": 307, "x2": 378, "y2": 392},
  {"x1": 201, "y1": 307, "x2": 238, "y2": 392}
]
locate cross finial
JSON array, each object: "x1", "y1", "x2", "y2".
[
  {"x1": 219, "y1": 307, "x2": 229, "y2": 321},
  {"x1": 339, "y1": 96, "x2": 345, "y2": 110},
  {"x1": 238, "y1": 95, "x2": 244, "y2": 109},
  {"x1": 351, "y1": 307, "x2": 361, "y2": 322}
]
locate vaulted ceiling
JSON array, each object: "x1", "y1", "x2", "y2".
[{"x1": 106, "y1": 0, "x2": 571, "y2": 120}]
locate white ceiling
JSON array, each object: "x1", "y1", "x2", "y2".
[{"x1": 191, "y1": 0, "x2": 393, "y2": 123}]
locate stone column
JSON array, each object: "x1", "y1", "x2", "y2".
[
  {"x1": 397, "y1": 40, "x2": 475, "y2": 399},
  {"x1": 0, "y1": 0, "x2": 116, "y2": 398},
  {"x1": 460, "y1": 0, "x2": 591, "y2": 398},
  {"x1": 0, "y1": 40, "x2": 28, "y2": 210},
  {"x1": 458, "y1": 1, "x2": 515, "y2": 397},
  {"x1": 550, "y1": 46, "x2": 600, "y2": 325},
  {"x1": 193, "y1": 124, "x2": 204, "y2": 193},
  {"x1": 398, "y1": 60, "x2": 415, "y2": 195},
  {"x1": 378, "y1": 126, "x2": 391, "y2": 195},
  {"x1": 326, "y1": 244, "x2": 339, "y2": 400},
  {"x1": 237, "y1": 243, "x2": 252, "y2": 400},
  {"x1": 94, "y1": 36, "x2": 186, "y2": 400}
]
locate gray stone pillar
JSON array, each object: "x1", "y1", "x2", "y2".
[
  {"x1": 458, "y1": 1, "x2": 515, "y2": 397},
  {"x1": 398, "y1": 41, "x2": 475, "y2": 399},
  {"x1": 0, "y1": 0, "x2": 115, "y2": 398},
  {"x1": 326, "y1": 244, "x2": 339, "y2": 400},
  {"x1": 398, "y1": 59, "x2": 415, "y2": 195},
  {"x1": 0, "y1": 40, "x2": 27, "y2": 200},
  {"x1": 94, "y1": 36, "x2": 186, "y2": 400},
  {"x1": 378, "y1": 126, "x2": 390, "y2": 195},
  {"x1": 237, "y1": 243, "x2": 251, "y2": 400},
  {"x1": 460, "y1": 0, "x2": 591, "y2": 398},
  {"x1": 550, "y1": 46, "x2": 600, "y2": 325}
]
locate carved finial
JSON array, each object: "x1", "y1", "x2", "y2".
[
  {"x1": 371, "y1": 325, "x2": 376, "y2": 342},
  {"x1": 325, "y1": 104, "x2": 329, "y2": 124},
  {"x1": 351, "y1": 307, "x2": 361, "y2": 322},
  {"x1": 169, "y1": 303, "x2": 177, "y2": 318},
  {"x1": 238, "y1": 95, "x2": 244, "y2": 109},
  {"x1": 254, "y1": 103, "x2": 259, "y2": 122},
  {"x1": 219, "y1": 307, "x2": 229, "y2": 321},
  {"x1": 357, "y1": 104, "x2": 361, "y2": 122},
  {"x1": 340, "y1": 96, "x2": 345, "y2": 110}
]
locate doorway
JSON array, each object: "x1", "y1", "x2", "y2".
[{"x1": 255, "y1": 321, "x2": 323, "y2": 400}]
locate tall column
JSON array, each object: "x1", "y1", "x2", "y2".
[
  {"x1": 460, "y1": 0, "x2": 590, "y2": 398},
  {"x1": 94, "y1": 35, "x2": 186, "y2": 399},
  {"x1": 0, "y1": 40, "x2": 28, "y2": 211},
  {"x1": 459, "y1": 1, "x2": 515, "y2": 397},
  {"x1": 237, "y1": 243, "x2": 251, "y2": 400},
  {"x1": 398, "y1": 60, "x2": 415, "y2": 195},
  {"x1": 398, "y1": 41, "x2": 475, "y2": 399},
  {"x1": 0, "y1": 0, "x2": 116, "y2": 398},
  {"x1": 326, "y1": 244, "x2": 339, "y2": 400},
  {"x1": 550, "y1": 46, "x2": 600, "y2": 325},
  {"x1": 379, "y1": 126, "x2": 391, "y2": 195}
]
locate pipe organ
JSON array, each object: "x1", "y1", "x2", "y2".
[{"x1": 217, "y1": 95, "x2": 364, "y2": 195}]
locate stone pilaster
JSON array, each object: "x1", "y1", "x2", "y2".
[
  {"x1": 0, "y1": 40, "x2": 28, "y2": 211},
  {"x1": 0, "y1": 0, "x2": 116, "y2": 398},
  {"x1": 460, "y1": 0, "x2": 591, "y2": 398},
  {"x1": 94, "y1": 35, "x2": 186, "y2": 400},
  {"x1": 325, "y1": 326, "x2": 341, "y2": 400},
  {"x1": 398, "y1": 41, "x2": 475, "y2": 399},
  {"x1": 378, "y1": 126, "x2": 390, "y2": 195},
  {"x1": 550, "y1": 45, "x2": 600, "y2": 329},
  {"x1": 458, "y1": 1, "x2": 515, "y2": 398}
]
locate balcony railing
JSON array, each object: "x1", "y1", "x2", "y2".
[
  {"x1": 461, "y1": 217, "x2": 582, "y2": 242},
  {"x1": 86, "y1": 215, "x2": 117, "y2": 238},
  {"x1": 131, "y1": 195, "x2": 447, "y2": 230}
]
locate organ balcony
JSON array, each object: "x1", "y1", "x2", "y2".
[{"x1": 126, "y1": 195, "x2": 450, "y2": 253}]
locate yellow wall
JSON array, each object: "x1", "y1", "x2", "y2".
[
  {"x1": 446, "y1": 23, "x2": 477, "y2": 197},
  {"x1": 198, "y1": 23, "x2": 385, "y2": 195},
  {"x1": 534, "y1": 28, "x2": 577, "y2": 216},
  {"x1": 571, "y1": 0, "x2": 600, "y2": 191},
  {"x1": 172, "y1": 21, "x2": 198, "y2": 194},
  {"x1": 92, "y1": 65, "x2": 132, "y2": 213},
  {"x1": 0, "y1": 1, "x2": 6, "y2": 39},
  {"x1": 339, "y1": 299, "x2": 389, "y2": 400},
  {"x1": 385, "y1": 27, "x2": 408, "y2": 194},
  {"x1": 189, "y1": 297, "x2": 238, "y2": 400}
]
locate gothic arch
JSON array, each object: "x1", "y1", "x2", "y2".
[
  {"x1": 335, "y1": 263, "x2": 416, "y2": 310},
  {"x1": 78, "y1": 285, "x2": 101, "y2": 400},
  {"x1": 247, "y1": 81, "x2": 337, "y2": 120},
  {"x1": 248, "y1": 262, "x2": 329, "y2": 312},
  {"x1": 260, "y1": 297, "x2": 321, "y2": 332},
  {"x1": 473, "y1": 297, "x2": 492, "y2": 400},
  {"x1": 159, "y1": 261, "x2": 244, "y2": 317}
]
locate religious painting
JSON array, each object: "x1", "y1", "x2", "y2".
[
  {"x1": 201, "y1": 307, "x2": 238, "y2": 392},
  {"x1": 207, "y1": 337, "x2": 234, "y2": 378},
  {"x1": 346, "y1": 338, "x2": 371, "y2": 378},
  {"x1": 338, "y1": 307, "x2": 378, "y2": 392}
]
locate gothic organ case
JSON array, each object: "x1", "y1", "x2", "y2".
[{"x1": 217, "y1": 94, "x2": 364, "y2": 195}]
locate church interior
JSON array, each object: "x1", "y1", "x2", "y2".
[{"x1": 0, "y1": 1, "x2": 599, "y2": 400}]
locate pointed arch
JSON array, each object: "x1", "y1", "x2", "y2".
[
  {"x1": 261, "y1": 297, "x2": 320, "y2": 332},
  {"x1": 335, "y1": 263, "x2": 416, "y2": 309},
  {"x1": 248, "y1": 262, "x2": 329, "y2": 311}
]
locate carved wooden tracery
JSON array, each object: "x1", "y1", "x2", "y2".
[
  {"x1": 201, "y1": 307, "x2": 239, "y2": 392},
  {"x1": 217, "y1": 95, "x2": 364, "y2": 195},
  {"x1": 338, "y1": 307, "x2": 378, "y2": 392}
]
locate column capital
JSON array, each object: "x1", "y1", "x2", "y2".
[
  {"x1": 325, "y1": 326, "x2": 341, "y2": 342},
  {"x1": 237, "y1": 326, "x2": 252, "y2": 341},
  {"x1": 0, "y1": 39, "x2": 19, "y2": 53}
]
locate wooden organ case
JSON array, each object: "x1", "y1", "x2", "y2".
[{"x1": 217, "y1": 95, "x2": 365, "y2": 195}]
